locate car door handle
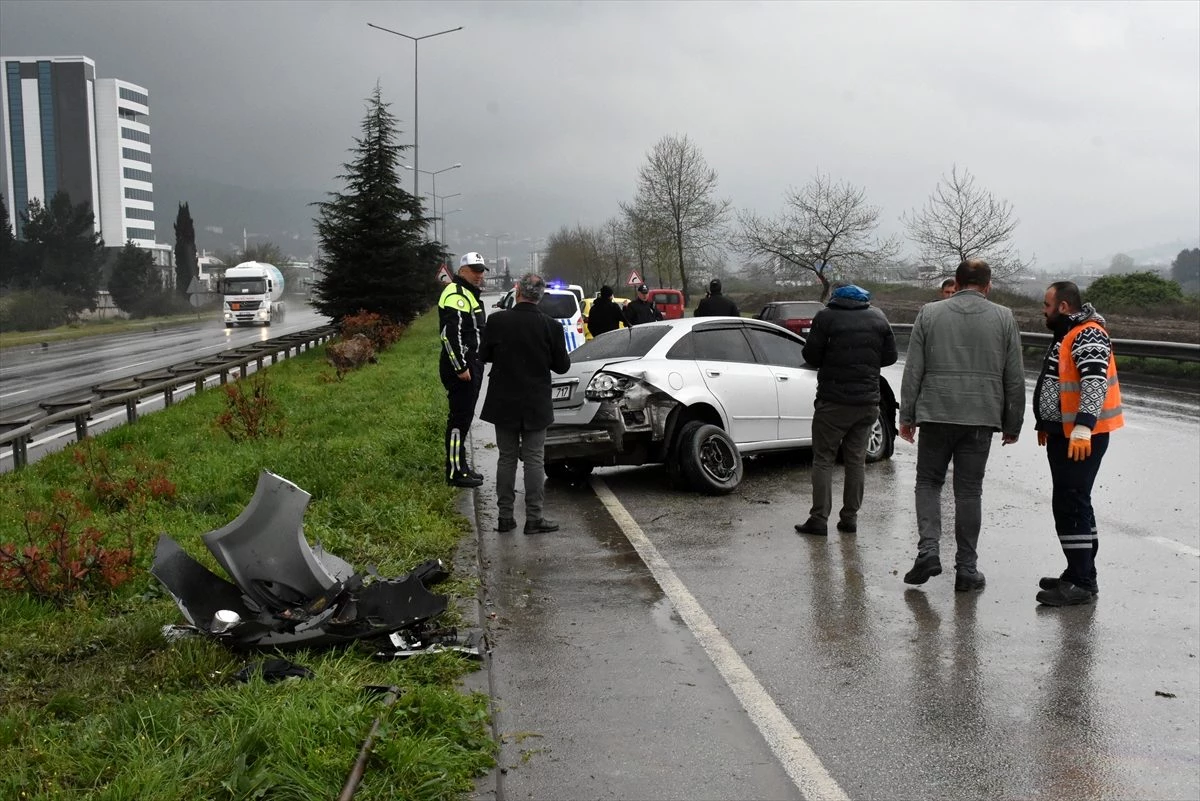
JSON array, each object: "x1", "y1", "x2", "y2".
[
  {"x1": 776, "y1": 375, "x2": 789, "y2": 381},
  {"x1": 705, "y1": 369, "x2": 721, "y2": 377}
]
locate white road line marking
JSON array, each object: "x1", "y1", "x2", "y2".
[
  {"x1": 1146, "y1": 536, "x2": 1200, "y2": 557},
  {"x1": 591, "y1": 476, "x2": 850, "y2": 801}
]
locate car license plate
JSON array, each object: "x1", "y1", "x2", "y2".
[{"x1": 552, "y1": 384, "x2": 571, "y2": 401}]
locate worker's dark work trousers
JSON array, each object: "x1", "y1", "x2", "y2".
[
  {"x1": 1045, "y1": 431, "x2": 1109, "y2": 593},
  {"x1": 441, "y1": 358, "x2": 482, "y2": 479}
]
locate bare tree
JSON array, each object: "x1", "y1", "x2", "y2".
[
  {"x1": 622, "y1": 199, "x2": 676, "y2": 289},
  {"x1": 622, "y1": 134, "x2": 730, "y2": 298},
  {"x1": 733, "y1": 173, "x2": 898, "y2": 301},
  {"x1": 903, "y1": 165, "x2": 1032, "y2": 284},
  {"x1": 542, "y1": 224, "x2": 609, "y2": 292}
]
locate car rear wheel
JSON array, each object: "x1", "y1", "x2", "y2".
[
  {"x1": 546, "y1": 459, "x2": 594, "y2": 484},
  {"x1": 678, "y1": 423, "x2": 742, "y2": 494}
]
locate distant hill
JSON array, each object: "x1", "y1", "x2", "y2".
[{"x1": 151, "y1": 171, "x2": 328, "y2": 261}]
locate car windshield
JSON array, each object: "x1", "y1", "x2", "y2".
[
  {"x1": 777, "y1": 302, "x2": 824, "y2": 318},
  {"x1": 539, "y1": 293, "x2": 578, "y2": 319},
  {"x1": 225, "y1": 278, "x2": 267, "y2": 294},
  {"x1": 570, "y1": 326, "x2": 670, "y2": 362}
]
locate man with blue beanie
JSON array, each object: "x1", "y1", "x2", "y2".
[{"x1": 795, "y1": 283, "x2": 897, "y2": 537}]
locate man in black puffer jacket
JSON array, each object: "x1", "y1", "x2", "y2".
[
  {"x1": 794, "y1": 283, "x2": 897, "y2": 537},
  {"x1": 694, "y1": 279, "x2": 740, "y2": 317}
]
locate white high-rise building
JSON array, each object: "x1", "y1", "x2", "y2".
[
  {"x1": 93, "y1": 78, "x2": 153, "y2": 247},
  {"x1": 1, "y1": 55, "x2": 154, "y2": 248}
]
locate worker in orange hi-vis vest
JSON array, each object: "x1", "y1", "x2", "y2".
[{"x1": 1032, "y1": 280, "x2": 1124, "y2": 607}]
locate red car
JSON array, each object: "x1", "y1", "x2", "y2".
[
  {"x1": 754, "y1": 300, "x2": 825, "y2": 338},
  {"x1": 647, "y1": 289, "x2": 685, "y2": 320}
]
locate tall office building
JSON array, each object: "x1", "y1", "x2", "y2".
[
  {"x1": 1, "y1": 55, "x2": 153, "y2": 247},
  {"x1": 93, "y1": 77, "x2": 153, "y2": 246}
]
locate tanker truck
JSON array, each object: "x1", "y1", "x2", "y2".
[{"x1": 221, "y1": 261, "x2": 286, "y2": 327}]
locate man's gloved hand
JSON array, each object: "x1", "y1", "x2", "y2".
[
  {"x1": 1068, "y1": 425, "x2": 1092, "y2": 461},
  {"x1": 1037, "y1": 431, "x2": 1048, "y2": 447}
]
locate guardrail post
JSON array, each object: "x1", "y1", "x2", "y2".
[
  {"x1": 164, "y1": 387, "x2": 174, "y2": 407},
  {"x1": 73, "y1": 413, "x2": 88, "y2": 441},
  {"x1": 195, "y1": 377, "x2": 204, "y2": 395},
  {"x1": 12, "y1": 438, "x2": 27, "y2": 470},
  {"x1": 126, "y1": 399, "x2": 138, "y2": 423}
]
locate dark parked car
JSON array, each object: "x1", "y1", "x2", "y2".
[{"x1": 754, "y1": 301, "x2": 825, "y2": 338}]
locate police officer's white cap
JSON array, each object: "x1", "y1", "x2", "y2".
[{"x1": 459, "y1": 252, "x2": 489, "y2": 271}]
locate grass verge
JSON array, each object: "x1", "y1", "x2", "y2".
[{"x1": 0, "y1": 312, "x2": 495, "y2": 800}]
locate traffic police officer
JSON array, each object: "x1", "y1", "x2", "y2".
[{"x1": 439, "y1": 252, "x2": 488, "y2": 487}]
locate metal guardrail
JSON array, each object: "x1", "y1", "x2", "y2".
[
  {"x1": 0, "y1": 325, "x2": 338, "y2": 470},
  {"x1": 889, "y1": 324, "x2": 1200, "y2": 363}
]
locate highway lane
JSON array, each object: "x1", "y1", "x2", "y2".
[
  {"x1": 0, "y1": 304, "x2": 331, "y2": 416},
  {"x1": 478, "y1": 376, "x2": 1200, "y2": 800}
]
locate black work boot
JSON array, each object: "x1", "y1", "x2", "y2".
[
  {"x1": 954, "y1": 568, "x2": 986, "y2": 592},
  {"x1": 903, "y1": 553, "x2": 943, "y2": 585},
  {"x1": 1039, "y1": 574, "x2": 1100, "y2": 596},
  {"x1": 447, "y1": 472, "x2": 483, "y2": 488},
  {"x1": 1036, "y1": 580, "x2": 1097, "y2": 607},
  {"x1": 794, "y1": 518, "x2": 828, "y2": 536},
  {"x1": 524, "y1": 518, "x2": 560, "y2": 535},
  {"x1": 495, "y1": 517, "x2": 517, "y2": 533}
]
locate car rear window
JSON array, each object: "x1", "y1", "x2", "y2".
[
  {"x1": 570, "y1": 326, "x2": 670, "y2": 361},
  {"x1": 777, "y1": 302, "x2": 824, "y2": 318},
  {"x1": 540, "y1": 293, "x2": 579, "y2": 319}
]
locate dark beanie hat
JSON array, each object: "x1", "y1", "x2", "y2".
[
  {"x1": 709, "y1": 279, "x2": 722, "y2": 294},
  {"x1": 600, "y1": 285, "x2": 613, "y2": 298}
]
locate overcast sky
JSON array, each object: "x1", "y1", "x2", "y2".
[{"x1": 1, "y1": 0, "x2": 1197, "y2": 269}]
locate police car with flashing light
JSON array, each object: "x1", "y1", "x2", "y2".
[{"x1": 492, "y1": 285, "x2": 585, "y2": 353}]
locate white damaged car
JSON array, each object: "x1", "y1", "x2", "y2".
[{"x1": 544, "y1": 317, "x2": 897, "y2": 494}]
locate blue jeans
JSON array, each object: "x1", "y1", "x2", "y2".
[
  {"x1": 914, "y1": 423, "x2": 994, "y2": 571},
  {"x1": 1045, "y1": 431, "x2": 1108, "y2": 592}
]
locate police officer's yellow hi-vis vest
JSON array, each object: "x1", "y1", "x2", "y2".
[{"x1": 438, "y1": 281, "x2": 482, "y2": 315}]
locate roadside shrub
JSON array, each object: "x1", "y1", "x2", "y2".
[
  {"x1": 339, "y1": 309, "x2": 404, "y2": 350},
  {"x1": 215, "y1": 372, "x2": 284, "y2": 441},
  {"x1": 0, "y1": 289, "x2": 75, "y2": 331},
  {"x1": 0, "y1": 490, "x2": 136, "y2": 604},
  {"x1": 71, "y1": 441, "x2": 177, "y2": 512},
  {"x1": 1085, "y1": 272, "x2": 1184, "y2": 309}
]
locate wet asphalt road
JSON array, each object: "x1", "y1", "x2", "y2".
[
  {"x1": 472, "y1": 373, "x2": 1200, "y2": 800},
  {"x1": 0, "y1": 304, "x2": 331, "y2": 416}
]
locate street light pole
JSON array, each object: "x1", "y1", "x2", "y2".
[
  {"x1": 437, "y1": 193, "x2": 461, "y2": 245},
  {"x1": 442, "y1": 207, "x2": 462, "y2": 249},
  {"x1": 367, "y1": 22, "x2": 462, "y2": 200},
  {"x1": 486, "y1": 232, "x2": 509, "y2": 285},
  {"x1": 405, "y1": 163, "x2": 461, "y2": 240}
]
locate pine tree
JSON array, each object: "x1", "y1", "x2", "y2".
[
  {"x1": 109, "y1": 241, "x2": 161, "y2": 317},
  {"x1": 173, "y1": 202, "x2": 198, "y2": 298},
  {"x1": 18, "y1": 191, "x2": 106, "y2": 316},
  {"x1": 312, "y1": 85, "x2": 444, "y2": 324}
]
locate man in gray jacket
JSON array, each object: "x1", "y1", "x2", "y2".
[{"x1": 899, "y1": 259, "x2": 1024, "y2": 591}]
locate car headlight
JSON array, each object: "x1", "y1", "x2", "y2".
[{"x1": 585, "y1": 372, "x2": 634, "y2": 400}]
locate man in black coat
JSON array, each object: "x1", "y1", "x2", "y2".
[
  {"x1": 694, "y1": 279, "x2": 740, "y2": 317},
  {"x1": 623, "y1": 284, "x2": 663, "y2": 326},
  {"x1": 480, "y1": 273, "x2": 572, "y2": 535},
  {"x1": 794, "y1": 283, "x2": 898, "y2": 537},
  {"x1": 587, "y1": 285, "x2": 624, "y2": 338}
]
